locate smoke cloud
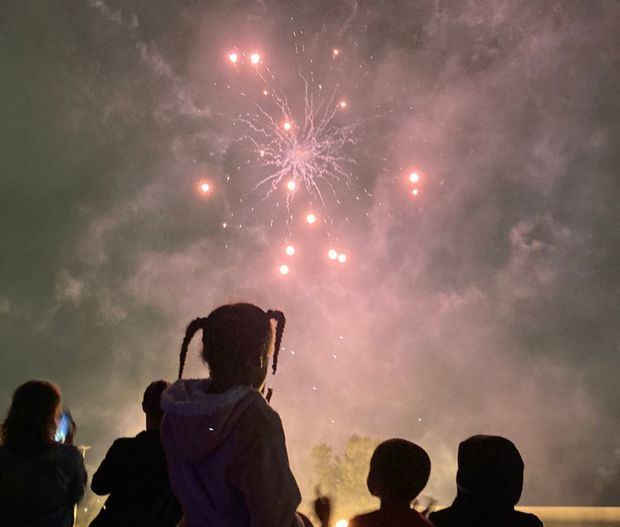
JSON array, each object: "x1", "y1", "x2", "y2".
[{"x1": 1, "y1": 0, "x2": 619, "y2": 507}]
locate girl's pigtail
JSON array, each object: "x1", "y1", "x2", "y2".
[
  {"x1": 179, "y1": 317, "x2": 208, "y2": 379},
  {"x1": 266, "y1": 310, "x2": 286, "y2": 374}
]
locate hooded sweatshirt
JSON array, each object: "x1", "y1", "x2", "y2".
[
  {"x1": 429, "y1": 435, "x2": 543, "y2": 527},
  {"x1": 160, "y1": 379, "x2": 307, "y2": 527}
]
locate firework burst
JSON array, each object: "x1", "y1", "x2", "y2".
[{"x1": 235, "y1": 70, "x2": 362, "y2": 209}]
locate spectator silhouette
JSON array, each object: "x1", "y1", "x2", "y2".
[
  {"x1": 0, "y1": 380, "x2": 87, "y2": 527},
  {"x1": 161, "y1": 303, "x2": 311, "y2": 527},
  {"x1": 313, "y1": 439, "x2": 432, "y2": 527},
  {"x1": 89, "y1": 380, "x2": 181, "y2": 527},
  {"x1": 429, "y1": 435, "x2": 543, "y2": 527}
]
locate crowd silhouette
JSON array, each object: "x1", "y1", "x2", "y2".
[{"x1": 0, "y1": 303, "x2": 543, "y2": 526}]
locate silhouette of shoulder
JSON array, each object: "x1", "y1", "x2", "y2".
[
  {"x1": 429, "y1": 507, "x2": 543, "y2": 527},
  {"x1": 232, "y1": 391, "x2": 286, "y2": 447},
  {"x1": 91, "y1": 431, "x2": 166, "y2": 496},
  {"x1": 514, "y1": 510, "x2": 544, "y2": 527},
  {"x1": 350, "y1": 510, "x2": 432, "y2": 527}
]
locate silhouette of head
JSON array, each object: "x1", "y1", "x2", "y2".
[
  {"x1": 1, "y1": 380, "x2": 61, "y2": 454},
  {"x1": 178, "y1": 303, "x2": 286, "y2": 391},
  {"x1": 142, "y1": 380, "x2": 169, "y2": 427},
  {"x1": 456, "y1": 435, "x2": 524, "y2": 509},
  {"x1": 367, "y1": 438, "x2": 431, "y2": 503}
]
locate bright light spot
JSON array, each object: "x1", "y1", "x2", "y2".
[
  {"x1": 306, "y1": 213, "x2": 316, "y2": 224},
  {"x1": 199, "y1": 182, "x2": 210, "y2": 193},
  {"x1": 285, "y1": 245, "x2": 296, "y2": 256},
  {"x1": 412, "y1": 188, "x2": 419, "y2": 196},
  {"x1": 228, "y1": 52, "x2": 238, "y2": 64},
  {"x1": 409, "y1": 171, "x2": 420, "y2": 183},
  {"x1": 336, "y1": 520, "x2": 349, "y2": 527},
  {"x1": 287, "y1": 180, "x2": 297, "y2": 191},
  {"x1": 222, "y1": 222, "x2": 227, "y2": 228},
  {"x1": 332, "y1": 48, "x2": 340, "y2": 57},
  {"x1": 260, "y1": 149, "x2": 265, "y2": 158},
  {"x1": 279, "y1": 264, "x2": 289, "y2": 275},
  {"x1": 338, "y1": 253, "x2": 347, "y2": 263},
  {"x1": 282, "y1": 121, "x2": 292, "y2": 131},
  {"x1": 328, "y1": 249, "x2": 338, "y2": 260},
  {"x1": 262, "y1": 89, "x2": 269, "y2": 96},
  {"x1": 339, "y1": 100, "x2": 347, "y2": 109},
  {"x1": 249, "y1": 52, "x2": 261, "y2": 65}
]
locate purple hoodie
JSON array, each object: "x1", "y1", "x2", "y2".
[{"x1": 160, "y1": 379, "x2": 307, "y2": 527}]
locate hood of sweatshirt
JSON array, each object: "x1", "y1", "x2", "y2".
[{"x1": 160, "y1": 379, "x2": 261, "y2": 462}]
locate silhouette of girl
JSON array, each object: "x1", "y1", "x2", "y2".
[{"x1": 160, "y1": 303, "x2": 311, "y2": 527}]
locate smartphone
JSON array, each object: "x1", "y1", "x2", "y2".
[{"x1": 55, "y1": 410, "x2": 72, "y2": 443}]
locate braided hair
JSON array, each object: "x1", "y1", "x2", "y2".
[
  {"x1": 178, "y1": 317, "x2": 208, "y2": 379},
  {"x1": 265, "y1": 309, "x2": 285, "y2": 374},
  {"x1": 178, "y1": 304, "x2": 286, "y2": 386}
]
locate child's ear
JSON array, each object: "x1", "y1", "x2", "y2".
[{"x1": 367, "y1": 472, "x2": 381, "y2": 497}]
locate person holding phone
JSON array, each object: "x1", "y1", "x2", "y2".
[{"x1": 0, "y1": 380, "x2": 87, "y2": 526}]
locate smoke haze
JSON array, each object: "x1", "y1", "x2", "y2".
[{"x1": 1, "y1": 0, "x2": 619, "y2": 506}]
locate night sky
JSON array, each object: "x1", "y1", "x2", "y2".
[{"x1": 1, "y1": 0, "x2": 619, "y2": 506}]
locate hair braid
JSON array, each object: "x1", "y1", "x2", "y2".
[
  {"x1": 266, "y1": 310, "x2": 286, "y2": 374},
  {"x1": 179, "y1": 317, "x2": 208, "y2": 379}
]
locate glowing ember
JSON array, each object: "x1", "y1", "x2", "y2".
[
  {"x1": 306, "y1": 213, "x2": 317, "y2": 224},
  {"x1": 339, "y1": 100, "x2": 347, "y2": 109},
  {"x1": 199, "y1": 182, "x2": 210, "y2": 193},
  {"x1": 412, "y1": 188, "x2": 419, "y2": 196},
  {"x1": 287, "y1": 180, "x2": 297, "y2": 191},
  {"x1": 332, "y1": 48, "x2": 340, "y2": 57},
  {"x1": 409, "y1": 171, "x2": 420, "y2": 183},
  {"x1": 249, "y1": 52, "x2": 261, "y2": 65},
  {"x1": 328, "y1": 249, "x2": 338, "y2": 260},
  {"x1": 262, "y1": 89, "x2": 269, "y2": 96},
  {"x1": 285, "y1": 245, "x2": 296, "y2": 256},
  {"x1": 228, "y1": 52, "x2": 239, "y2": 64},
  {"x1": 279, "y1": 264, "x2": 290, "y2": 275},
  {"x1": 282, "y1": 121, "x2": 292, "y2": 131},
  {"x1": 337, "y1": 253, "x2": 347, "y2": 263}
]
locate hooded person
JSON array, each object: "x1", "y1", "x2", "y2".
[
  {"x1": 429, "y1": 435, "x2": 543, "y2": 527},
  {"x1": 160, "y1": 303, "x2": 312, "y2": 527}
]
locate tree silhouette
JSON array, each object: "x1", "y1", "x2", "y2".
[{"x1": 311, "y1": 435, "x2": 380, "y2": 520}]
